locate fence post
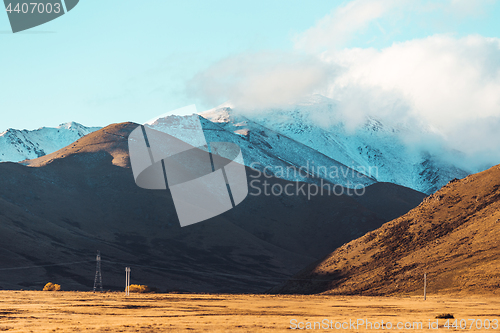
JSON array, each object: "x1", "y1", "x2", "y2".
[{"x1": 424, "y1": 273, "x2": 427, "y2": 301}]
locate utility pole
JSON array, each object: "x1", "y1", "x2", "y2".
[
  {"x1": 93, "y1": 251, "x2": 103, "y2": 292},
  {"x1": 424, "y1": 273, "x2": 427, "y2": 301},
  {"x1": 125, "y1": 267, "x2": 131, "y2": 296}
]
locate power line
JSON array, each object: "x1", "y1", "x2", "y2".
[{"x1": 0, "y1": 258, "x2": 337, "y2": 284}]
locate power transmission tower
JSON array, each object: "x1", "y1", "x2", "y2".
[{"x1": 93, "y1": 250, "x2": 103, "y2": 292}]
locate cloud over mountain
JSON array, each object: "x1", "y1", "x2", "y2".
[
  {"x1": 188, "y1": 52, "x2": 335, "y2": 110},
  {"x1": 188, "y1": 1, "x2": 500, "y2": 172},
  {"x1": 323, "y1": 34, "x2": 500, "y2": 171}
]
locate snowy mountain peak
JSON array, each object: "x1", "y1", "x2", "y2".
[
  {"x1": 0, "y1": 122, "x2": 101, "y2": 163},
  {"x1": 197, "y1": 99, "x2": 470, "y2": 194},
  {"x1": 58, "y1": 121, "x2": 80, "y2": 129},
  {"x1": 200, "y1": 107, "x2": 233, "y2": 123}
]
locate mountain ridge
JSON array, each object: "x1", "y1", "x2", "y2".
[
  {"x1": 2, "y1": 96, "x2": 474, "y2": 195},
  {"x1": 0, "y1": 122, "x2": 426, "y2": 292}
]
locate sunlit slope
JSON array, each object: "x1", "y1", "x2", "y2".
[{"x1": 274, "y1": 164, "x2": 500, "y2": 295}]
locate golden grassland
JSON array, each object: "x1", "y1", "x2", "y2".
[{"x1": 0, "y1": 291, "x2": 499, "y2": 332}]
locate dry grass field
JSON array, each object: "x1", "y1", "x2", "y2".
[{"x1": 0, "y1": 291, "x2": 499, "y2": 332}]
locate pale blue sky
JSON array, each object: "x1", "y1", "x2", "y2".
[{"x1": 1, "y1": 0, "x2": 499, "y2": 132}]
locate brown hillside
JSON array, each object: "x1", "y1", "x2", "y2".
[
  {"x1": 26, "y1": 122, "x2": 135, "y2": 168},
  {"x1": 273, "y1": 164, "x2": 500, "y2": 295}
]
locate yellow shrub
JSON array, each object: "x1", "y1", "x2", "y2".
[
  {"x1": 43, "y1": 282, "x2": 61, "y2": 291},
  {"x1": 127, "y1": 284, "x2": 150, "y2": 293}
]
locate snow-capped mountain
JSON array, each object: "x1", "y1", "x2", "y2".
[
  {"x1": 0, "y1": 122, "x2": 101, "y2": 163},
  {"x1": 197, "y1": 97, "x2": 470, "y2": 194},
  {"x1": 146, "y1": 113, "x2": 377, "y2": 190}
]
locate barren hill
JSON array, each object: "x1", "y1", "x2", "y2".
[
  {"x1": 272, "y1": 164, "x2": 500, "y2": 295},
  {"x1": 0, "y1": 122, "x2": 425, "y2": 292}
]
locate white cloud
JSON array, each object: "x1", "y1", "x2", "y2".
[
  {"x1": 294, "y1": 0, "x2": 403, "y2": 52},
  {"x1": 326, "y1": 35, "x2": 500, "y2": 123},
  {"x1": 293, "y1": 0, "x2": 496, "y2": 52},
  {"x1": 187, "y1": 52, "x2": 335, "y2": 111}
]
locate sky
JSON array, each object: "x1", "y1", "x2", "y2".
[
  {"x1": 0, "y1": 0, "x2": 337, "y2": 131},
  {"x1": 1, "y1": 0, "x2": 499, "y2": 134}
]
